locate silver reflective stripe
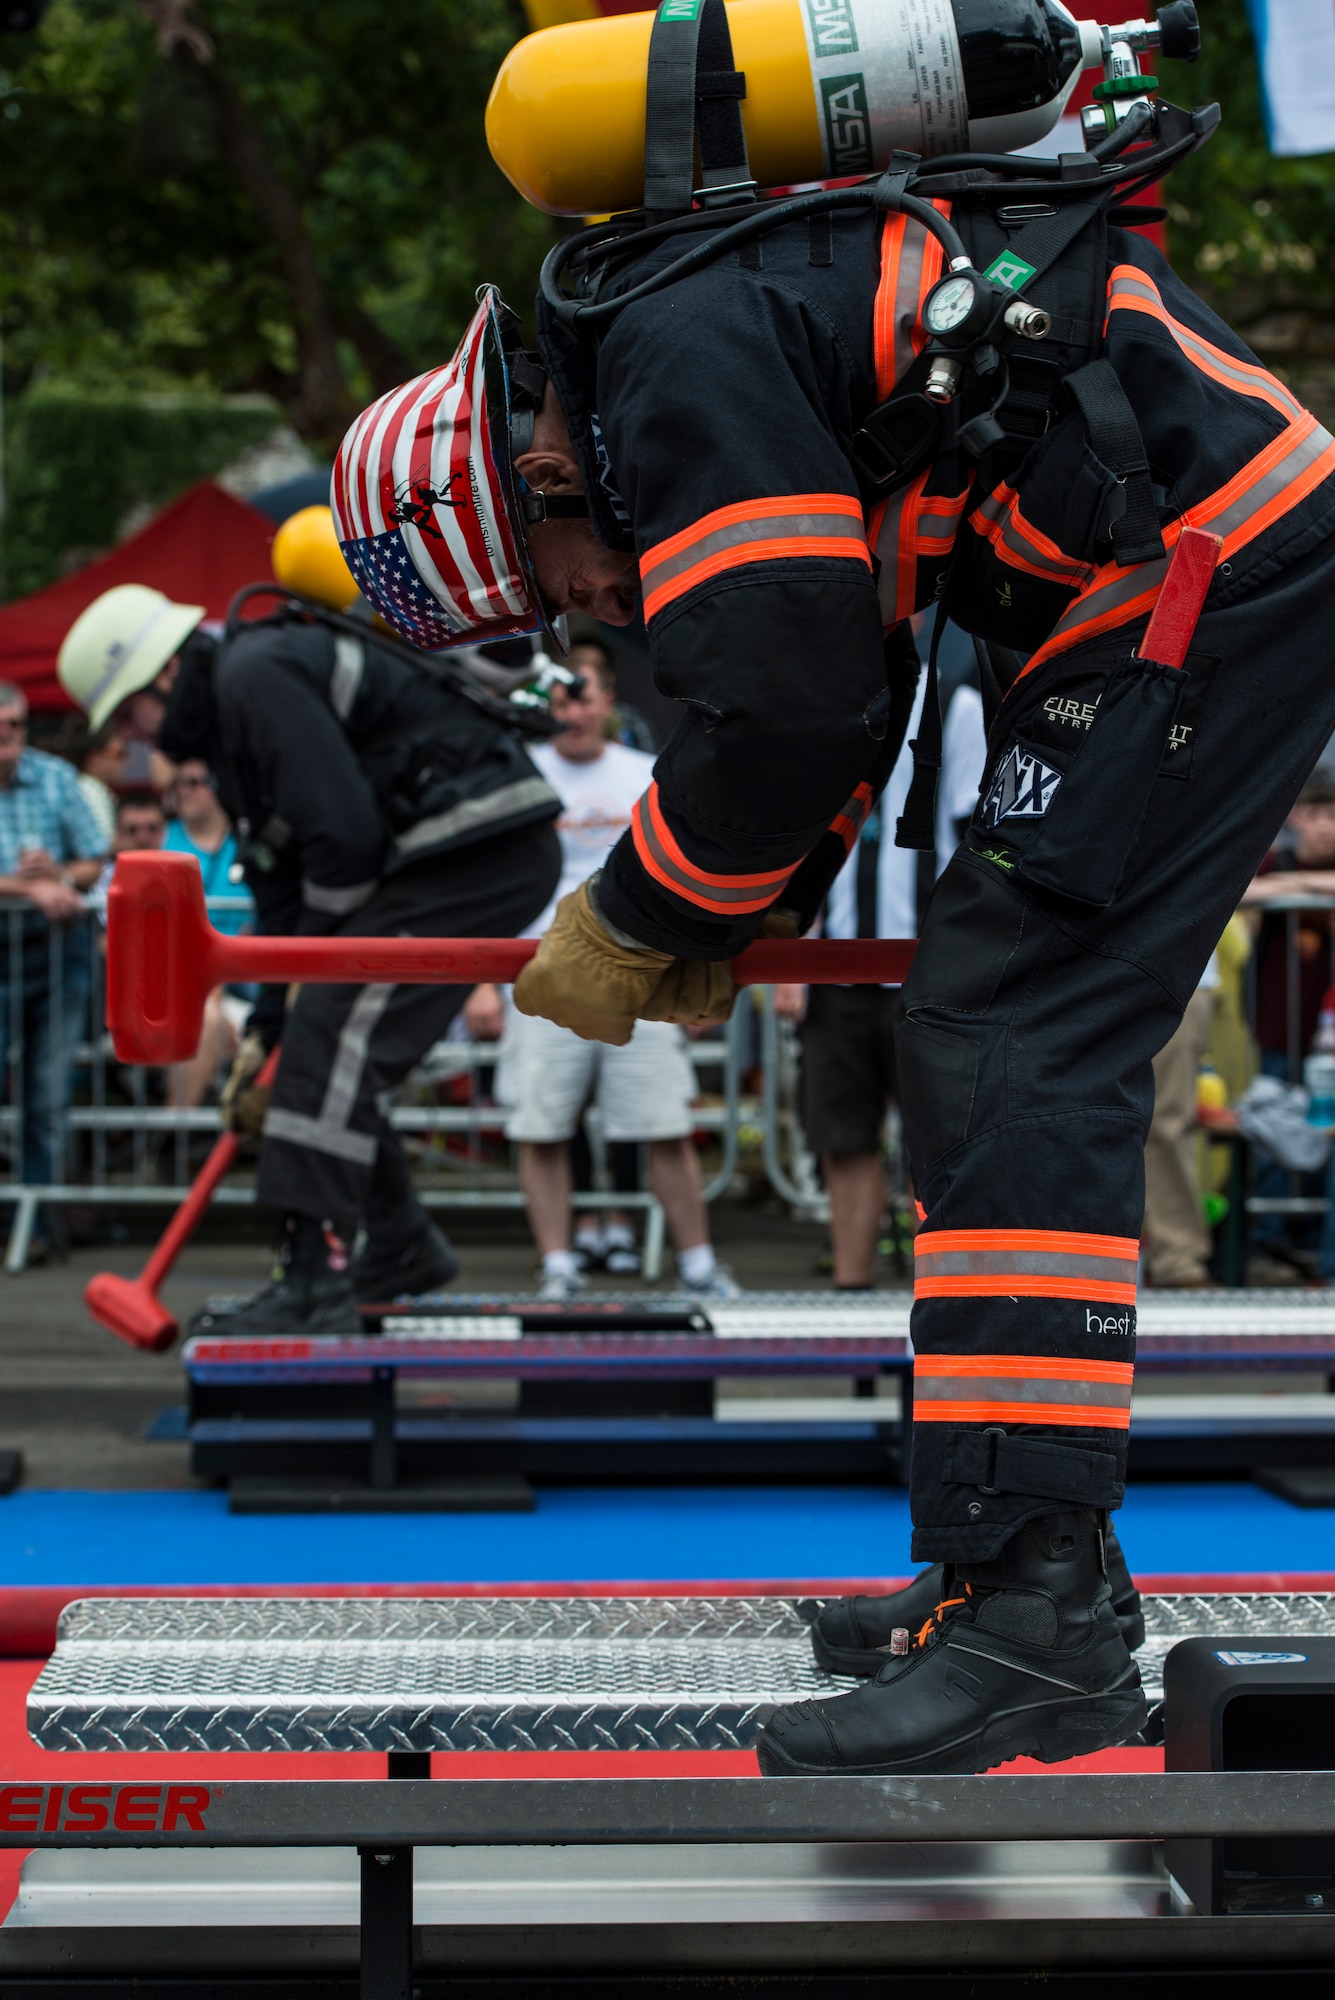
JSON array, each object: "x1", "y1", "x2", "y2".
[
  {"x1": 631, "y1": 787, "x2": 794, "y2": 914},
  {"x1": 913, "y1": 1375, "x2": 1133, "y2": 1409},
  {"x1": 322, "y1": 983, "x2": 395, "y2": 1131},
  {"x1": 262, "y1": 982, "x2": 394, "y2": 1166},
  {"x1": 392, "y1": 777, "x2": 558, "y2": 858},
  {"x1": 642, "y1": 506, "x2": 868, "y2": 603},
  {"x1": 301, "y1": 876, "x2": 379, "y2": 915},
  {"x1": 916, "y1": 1249, "x2": 1134, "y2": 1287},
  {"x1": 967, "y1": 490, "x2": 1091, "y2": 586},
  {"x1": 1107, "y1": 272, "x2": 1306, "y2": 420},
  {"x1": 329, "y1": 636, "x2": 365, "y2": 720},
  {"x1": 262, "y1": 1109, "x2": 378, "y2": 1166}
]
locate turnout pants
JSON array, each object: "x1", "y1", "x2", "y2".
[
  {"x1": 898, "y1": 537, "x2": 1335, "y2": 1563},
  {"x1": 257, "y1": 822, "x2": 560, "y2": 1239}
]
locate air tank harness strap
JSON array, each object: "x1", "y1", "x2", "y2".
[
  {"x1": 643, "y1": 0, "x2": 753, "y2": 221},
  {"x1": 895, "y1": 600, "x2": 947, "y2": 854},
  {"x1": 1063, "y1": 360, "x2": 1168, "y2": 569},
  {"x1": 852, "y1": 192, "x2": 1111, "y2": 505}
]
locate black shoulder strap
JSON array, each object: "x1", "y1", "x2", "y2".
[
  {"x1": 896, "y1": 602, "x2": 946, "y2": 852},
  {"x1": 643, "y1": 0, "x2": 751, "y2": 220},
  {"x1": 1064, "y1": 358, "x2": 1167, "y2": 568}
]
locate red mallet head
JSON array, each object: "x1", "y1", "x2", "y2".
[
  {"x1": 106, "y1": 851, "x2": 228, "y2": 1065},
  {"x1": 83, "y1": 1271, "x2": 179, "y2": 1354}
]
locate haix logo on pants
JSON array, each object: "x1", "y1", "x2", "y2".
[{"x1": 982, "y1": 744, "x2": 1062, "y2": 827}]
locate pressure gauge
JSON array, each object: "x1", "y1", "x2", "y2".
[{"x1": 921, "y1": 268, "x2": 994, "y2": 347}]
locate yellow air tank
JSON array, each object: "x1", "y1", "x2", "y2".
[
  {"x1": 272, "y1": 505, "x2": 361, "y2": 613},
  {"x1": 487, "y1": 0, "x2": 1103, "y2": 217}
]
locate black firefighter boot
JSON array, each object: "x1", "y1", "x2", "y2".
[
  {"x1": 758, "y1": 1509, "x2": 1146, "y2": 1776},
  {"x1": 805, "y1": 1520, "x2": 1144, "y2": 1675},
  {"x1": 349, "y1": 1143, "x2": 460, "y2": 1305},
  {"x1": 190, "y1": 1214, "x2": 362, "y2": 1338}
]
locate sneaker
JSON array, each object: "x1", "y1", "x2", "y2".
[
  {"x1": 188, "y1": 1214, "x2": 361, "y2": 1339},
  {"x1": 604, "y1": 1244, "x2": 643, "y2": 1277},
  {"x1": 681, "y1": 1264, "x2": 743, "y2": 1301},
  {"x1": 352, "y1": 1220, "x2": 461, "y2": 1304},
  {"x1": 572, "y1": 1230, "x2": 606, "y2": 1272},
  {"x1": 805, "y1": 1521, "x2": 1145, "y2": 1675},
  {"x1": 758, "y1": 1510, "x2": 1145, "y2": 1776},
  {"x1": 536, "y1": 1266, "x2": 588, "y2": 1303}
]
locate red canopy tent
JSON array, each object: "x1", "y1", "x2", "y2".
[{"x1": 0, "y1": 481, "x2": 276, "y2": 713}]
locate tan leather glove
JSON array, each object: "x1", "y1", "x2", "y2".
[
  {"x1": 513, "y1": 882, "x2": 674, "y2": 1046},
  {"x1": 640, "y1": 955, "x2": 736, "y2": 1026},
  {"x1": 220, "y1": 1030, "x2": 274, "y2": 1135}
]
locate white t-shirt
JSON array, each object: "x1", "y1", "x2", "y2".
[
  {"x1": 528, "y1": 738, "x2": 655, "y2": 936},
  {"x1": 825, "y1": 675, "x2": 990, "y2": 944}
]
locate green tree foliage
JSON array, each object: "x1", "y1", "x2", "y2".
[
  {"x1": 2, "y1": 386, "x2": 278, "y2": 599},
  {"x1": 1162, "y1": 0, "x2": 1335, "y2": 415},
  {"x1": 0, "y1": 0, "x2": 555, "y2": 442}
]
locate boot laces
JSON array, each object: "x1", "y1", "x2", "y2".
[{"x1": 912, "y1": 1583, "x2": 971, "y2": 1652}]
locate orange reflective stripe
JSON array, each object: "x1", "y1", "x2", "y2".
[
  {"x1": 916, "y1": 1274, "x2": 1138, "y2": 1304},
  {"x1": 916, "y1": 1230, "x2": 1138, "y2": 1259},
  {"x1": 913, "y1": 1354, "x2": 1134, "y2": 1429},
  {"x1": 968, "y1": 483, "x2": 1094, "y2": 589},
  {"x1": 630, "y1": 782, "x2": 795, "y2": 916},
  {"x1": 1106, "y1": 267, "x2": 1306, "y2": 424},
  {"x1": 1018, "y1": 412, "x2": 1335, "y2": 681},
  {"x1": 869, "y1": 202, "x2": 960, "y2": 628},
  {"x1": 914, "y1": 1227, "x2": 1139, "y2": 1304},
  {"x1": 873, "y1": 206, "x2": 948, "y2": 397},
  {"x1": 915, "y1": 1356, "x2": 1134, "y2": 1382},
  {"x1": 830, "y1": 780, "x2": 875, "y2": 856},
  {"x1": 640, "y1": 496, "x2": 870, "y2": 622},
  {"x1": 914, "y1": 1400, "x2": 1131, "y2": 1428}
]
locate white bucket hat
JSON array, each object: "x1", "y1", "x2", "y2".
[{"x1": 57, "y1": 584, "x2": 205, "y2": 731}]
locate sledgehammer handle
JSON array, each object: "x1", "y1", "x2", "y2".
[{"x1": 139, "y1": 1049, "x2": 281, "y2": 1292}]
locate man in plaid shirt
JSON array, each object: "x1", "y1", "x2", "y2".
[{"x1": 0, "y1": 682, "x2": 107, "y2": 1248}]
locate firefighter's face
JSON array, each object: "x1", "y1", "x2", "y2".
[
  {"x1": 527, "y1": 518, "x2": 640, "y2": 626},
  {"x1": 515, "y1": 384, "x2": 640, "y2": 627}
]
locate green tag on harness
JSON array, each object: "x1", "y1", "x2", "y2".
[
  {"x1": 984, "y1": 251, "x2": 1038, "y2": 294},
  {"x1": 658, "y1": 0, "x2": 703, "y2": 19}
]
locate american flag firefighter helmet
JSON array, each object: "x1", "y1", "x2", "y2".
[{"x1": 331, "y1": 289, "x2": 561, "y2": 654}]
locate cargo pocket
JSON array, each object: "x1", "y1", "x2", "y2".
[
  {"x1": 896, "y1": 1016, "x2": 981, "y2": 1170},
  {"x1": 895, "y1": 854, "x2": 1027, "y2": 1170},
  {"x1": 1015, "y1": 653, "x2": 1185, "y2": 907}
]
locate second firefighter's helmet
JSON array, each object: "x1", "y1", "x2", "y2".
[{"x1": 330, "y1": 289, "x2": 560, "y2": 655}]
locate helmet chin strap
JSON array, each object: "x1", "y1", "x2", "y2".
[{"x1": 521, "y1": 491, "x2": 591, "y2": 523}]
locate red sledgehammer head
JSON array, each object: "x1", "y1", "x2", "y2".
[
  {"x1": 106, "y1": 852, "x2": 227, "y2": 1065},
  {"x1": 83, "y1": 1271, "x2": 179, "y2": 1354}
]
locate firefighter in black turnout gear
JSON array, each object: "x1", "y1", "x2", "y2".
[
  {"x1": 62, "y1": 581, "x2": 561, "y2": 1333},
  {"x1": 337, "y1": 8, "x2": 1335, "y2": 1772}
]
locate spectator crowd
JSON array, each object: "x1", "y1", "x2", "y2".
[{"x1": 2, "y1": 586, "x2": 1334, "y2": 1297}]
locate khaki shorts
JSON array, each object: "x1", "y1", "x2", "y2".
[{"x1": 500, "y1": 1009, "x2": 697, "y2": 1143}]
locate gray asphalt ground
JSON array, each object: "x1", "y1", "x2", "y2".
[{"x1": 0, "y1": 1201, "x2": 878, "y2": 1491}]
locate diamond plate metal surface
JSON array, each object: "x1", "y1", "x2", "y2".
[{"x1": 29, "y1": 1592, "x2": 1335, "y2": 1755}]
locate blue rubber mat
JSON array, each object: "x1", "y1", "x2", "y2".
[{"x1": 0, "y1": 1483, "x2": 1330, "y2": 1587}]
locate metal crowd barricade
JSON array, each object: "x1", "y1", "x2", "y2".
[
  {"x1": 0, "y1": 895, "x2": 827, "y2": 1275},
  {"x1": 1240, "y1": 891, "x2": 1335, "y2": 1259}
]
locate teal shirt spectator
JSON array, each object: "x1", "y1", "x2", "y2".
[{"x1": 162, "y1": 821, "x2": 254, "y2": 937}]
